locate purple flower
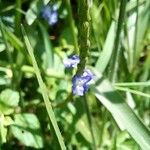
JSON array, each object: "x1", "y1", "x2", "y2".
[
  {"x1": 41, "y1": 5, "x2": 58, "y2": 25},
  {"x1": 72, "y1": 69, "x2": 94, "y2": 96},
  {"x1": 63, "y1": 55, "x2": 80, "y2": 68}
]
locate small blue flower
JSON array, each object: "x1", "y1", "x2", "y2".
[
  {"x1": 63, "y1": 55, "x2": 80, "y2": 68},
  {"x1": 41, "y1": 5, "x2": 58, "y2": 25},
  {"x1": 72, "y1": 69, "x2": 94, "y2": 96}
]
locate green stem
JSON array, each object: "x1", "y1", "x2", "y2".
[
  {"x1": 77, "y1": 0, "x2": 90, "y2": 75},
  {"x1": 83, "y1": 95, "x2": 96, "y2": 150},
  {"x1": 124, "y1": 19, "x2": 132, "y2": 72},
  {"x1": 114, "y1": 81, "x2": 150, "y2": 87},
  {"x1": 98, "y1": 108, "x2": 108, "y2": 147},
  {"x1": 111, "y1": 122, "x2": 118, "y2": 150},
  {"x1": 115, "y1": 86, "x2": 150, "y2": 98},
  {"x1": 15, "y1": 0, "x2": 22, "y2": 36},
  {"x1": 65, "y1": 0, "x2": 78, "y2": 54},
  {"x1": 133, "y1": 0, "x2": 139, "y2": 66},
  {"x1": 21, "y1": 26, "x2": 66, "y2": 150},
  {"x1": 15, "y1": 0, "x2": 24, "y2": 89},
  {"x1": 109, "y1": 0, "x2": 127, "y2": 82}
]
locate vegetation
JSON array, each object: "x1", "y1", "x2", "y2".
[{"x1": 0, "y1": 0, "x2": 150, "y2": 149}]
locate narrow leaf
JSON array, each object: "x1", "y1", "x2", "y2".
[
  {"x1": 92, "y1": 71, "x2": 150, "y2": 149},
  {"x1": 21, "y1": 25, "x2": 66, "y2": 150}
]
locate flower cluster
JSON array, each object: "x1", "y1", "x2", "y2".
[
  {"x1": 41, "y1": 5, "x2": 58, "y2": 25},
  {"x1": 72, "y1": 69, "x2": 94, "y2": 96},
  {"x1": 63, "y1": 55, "x2": 80, "y2": 68},
  {"x1": 64, "y1": 55, "x2": 94, "y2": 96}
]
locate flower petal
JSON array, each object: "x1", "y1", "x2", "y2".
[
  {"x1": 63, "y1": 55, "x2": 80, "y2": 68},
  {"x1": 41, "y1": 5, "x2": 58, "y2": 25},
  {"x1": 72, "y1": 85, "x2": 84, "y2": 96},
  {"x1": 72, "y1": 69, "x2": 94, "y2": 96}
]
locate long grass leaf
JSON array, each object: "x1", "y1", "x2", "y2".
[
  {"x1": 109, "y1": 0, "x2": 127, "y2": 82},
  {"x1": 115, "y1": 86, "x2": 150, "y2": 98},
  {"x1": 92, "y1": 71, "x2": 150, "y2": 149},
  {"x1": 114, "y1": 81, "x2": 150, "y2": 87},
  {"x1": 95, "y1": 21, "x2": 115, "y2": 73},
  {"x1": 21, "y1": 25, "x2": 66, "y2": 150}
]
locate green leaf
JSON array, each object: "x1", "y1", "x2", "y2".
[
  {"x1": 114, "y1": 81, "x2": 150, "y2": 87},
  {"x1": 3, "y1": 116, "x2": 14, "y2": 126},
  {"x1": 11, "y1": 113, "x2": 43, "y2": 149},
  {"x1": 76, "y1": 115, "x2": 92, "y2": 143},
  {"x1": 117, "y1": 131, "x2": 140, "y2": 150},
  {"x1": 92, "y1": 71, "x2": 150, "y2": 150},
  {"x1": 0, "y1": 89, "x2": 19, "y2": 115},
  {"x1": 0, "y1": 126, "x2": 7, "y2": 144},
  {"x1": 115, "y1": 86, "x2": 150, "y2": 98},
  {"x1": 0, "y1": 67, "x2": 11, "y2": 85},
  {"x1": 95, "y1": 21, "x2": 116, "y2": 73},
  {"x1": 0, "y1": 114, "x2": 7, "y2": 144},
  {"x1": 4, "y1": 26, "x2": 24, "y2": 52},
  {"x1": 21, "y1": 25, "x2": 66, "y2": 150},
  {"x1": 38, "y1": 22, "x2": 54, "y2": 69}
]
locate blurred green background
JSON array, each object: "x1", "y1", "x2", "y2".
[{"x1": 0, "y1": 0, "x2": 150, "y2": 149}]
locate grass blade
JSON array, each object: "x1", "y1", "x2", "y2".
[
  {"x1": 115, "y1": 86, "x2": 150, "y2": 98},
  {"x1": 92, "y1": 71, "x2": 150, "y2": 149},
  {"x1": 114, "y1": 81, "x2": 150, "y2": 87},
  {"x1": 95, "y1": 21, "x2": 115, "y2": 73},
  {"x1": 21, "y1": 25, "x2": 66, "y2": 150},
  {"x1": 109, "y1": 0, "x2": 127, "y2": 82}
]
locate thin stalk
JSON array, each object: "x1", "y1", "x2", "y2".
[
  {"x1": 14, "y1": 0, "x2": 24, "y2": 88},
  {"x1": 98, "y1": 108, "x2": 108, "y2": 147},
  {"x1": 21, "y1": 26, "x2": 66, "y2": 150},
  {"x1": 114, "y1": 81, "x2": 150, "y2": 87},
  {"x1": 111, "y1": 117, "x2": 120, "y2": 150},
  {"x1": 76, "y1": 1, "x2": 96, "y2": 148},
  {"x1": 14, "y1": 0, "x2": 26, "y2": 109},
  {"x1": 115, "y1": 86, "x2": 150, "y2": 98},
  {"x1": 124, "y1": 19, "x2": 133, "y2": 72},
  {"x1": 109, "y1": 0, "x2": 127, "y2": 82},
  {"x1": 15, "y1": 0, "x2": 22, "y2": 36},
  {"x1": 83, "y1": 95, "x2": 96, "y2": 150},
  {"x1": 76, "y1": 0, "x2": 90, "y2": 75},
  {"x1": 133, "y1": 0, "x2": 139, "y2": 65},
  {"x1": 65, "y1": 0, "x2": 78, "y2": 54}
]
